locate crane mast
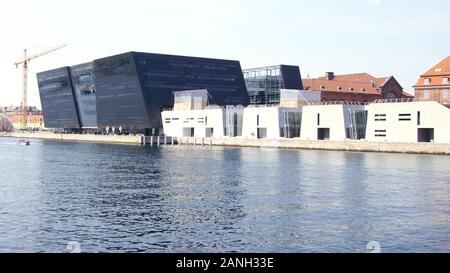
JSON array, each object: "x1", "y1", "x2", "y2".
[
  {"x1": 14, "y1": 44, "x2": 66, "y2": 130},
  {"x1": 21, "y1": 49, "x2": 28, "y2": 129}
]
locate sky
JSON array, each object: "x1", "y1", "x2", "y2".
[{"x1": 1, "y1": 0, "x2": 449, "y2": 108}]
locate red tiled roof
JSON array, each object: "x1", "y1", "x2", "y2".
[
  {"x1": 318, "y1": 73, "x2": 375, "y2": 82},
  {"x1": 401, "y1": 92, "x2": 415, "y2": 98},
  {"x1": 421, "y1": 56, "x2": 450, "y2": 77},
  {"x1": 303, "y1": 73, "x2": 390, "y2": 95},
  {"x1": 414, "y1": 56, "x2": 450, "y2": 88}
]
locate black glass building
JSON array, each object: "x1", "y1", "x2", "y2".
[
  {"x1": 37, "y1": 52, "x2": 249, "y2": 132},
  {"x1": 70, "y1": 62, "x2": 97, "y2": 128},
  {"x1": 37, "y1": 67, "x2": 81, "y2": 129},
  {"x1": 243, "y1": 65, "x2": 303, "y2": 105}
]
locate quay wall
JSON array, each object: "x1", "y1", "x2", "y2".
[
  {"x1": 2, "y1": 132, "x2": 142, "y2": 145},
  {"x1": 2, "y1": 132, "x2": 450, "y2": 155},
  {"x1": 178, "y1": 137, "x2": 450, "y2": 155}
]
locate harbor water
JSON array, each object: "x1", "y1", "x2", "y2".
[{"x1": 0, "y1": 137, "x2": 449, "y2": 253}]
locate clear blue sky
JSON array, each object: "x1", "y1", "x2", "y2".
[{"x1": 1, "y1": 0, "x2": 449, "y2": 108}]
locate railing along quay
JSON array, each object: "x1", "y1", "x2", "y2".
[
  {"x1": 141, "y1": 136, "x2": 213, "y2": 147},
  {"x1": 141, "y1": 136, "x2": 176, "y2": 146}
]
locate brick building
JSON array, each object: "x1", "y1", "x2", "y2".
[
  {"x1": 413, "y1": 56, "x2": 450, "y2": 105},
  {"x1": 0, "y1": 106, "x2": 45, "y2": 130},
  {"x1": 8, "y1": 114, "x2": 45, "y2": 130},
  {"x1": 303, "y1": 72, "x2": 412, "y2": 103}
]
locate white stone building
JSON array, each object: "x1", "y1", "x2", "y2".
[
  {"x1": 300, "y1": 103, "x2": 367, "y2": 141},
  {"x1": 162, "y1": 106, "x2": 225, "y2": 138},
  {"x1": 161, "y1": 90, "x2": 245, "y2": 138},
  {"x1": 241, "y1": 106, "x2": 301, "y2": 139},
  {"x1": 161, "y1": 90, "x2": 450, "y2": 144},
  {"x1": 241, "y1": 90, "x2": 320, "y2": 139},
  {"x1": 365, "y1": 100, "x2": 450, "y2": 143}
]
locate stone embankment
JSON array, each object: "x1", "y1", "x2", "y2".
[{"x1": 2, "y1": 132, "x2": 450, "y2": 155}]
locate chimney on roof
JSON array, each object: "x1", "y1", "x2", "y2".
[{"x1": 326, "y1": 72, "x2": 334, "y2": 81}]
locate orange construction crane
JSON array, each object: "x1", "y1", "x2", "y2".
[{"x1": 14, "y1": 44, "x2": 66, "y2": 129}]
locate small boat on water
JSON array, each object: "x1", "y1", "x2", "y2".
[{"x1": 17, "y1": 139, "x2": 30, "y2": 146}]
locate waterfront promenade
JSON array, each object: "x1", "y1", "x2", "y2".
[{"x1": 2, "y1": 132, "x2": 450, "y2": 155}]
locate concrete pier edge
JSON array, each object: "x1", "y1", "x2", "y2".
[{"x1": 1, "y1": 132, "x2": 449, "y2": 155}]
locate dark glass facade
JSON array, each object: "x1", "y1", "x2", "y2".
[
  {"x1": 37, "y1": 51, "x2": 249, "y2": 131},
  {"x1": 94, "y1": 53, "x2": 147, "y2": 130},
  {"x1": 70, "y1": 62, "x2": 97, "y2": 128},
  {"x1": 243, "y1": 65, "x2": 303, "y2": 105},
  {"x1": 37, "y1": 67, "x2": 81, "y2": 129},
  {"x1": 94, "y1": 52, "x2": 249, "y2": 130}
]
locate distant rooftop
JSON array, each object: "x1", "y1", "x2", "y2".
[
  {"x1": 421, "y1": 56, "x2": 450, "y2": 77},
  {"x1": 414, "y1": 56, "x2": 450, "y2": 88},
  {"x1": 303, "y1": 72, "x2": 389, "y2": 95}
]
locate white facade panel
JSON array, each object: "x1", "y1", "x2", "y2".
[
  {"x1": 162, "y1": 108, "x2": 225, "y2": 138},
  {"x1": 365, "y1": 101, "x2": 450, "y2": 143},
  {"x1": 242, "y1": 107, "x2": 281, "y2": 139},
  {"x1": 241, "y1": 106, "x2": 301, "y2": 139},
  {"x1": 300, "y1": 104, "x2": 366, "y2": 141}
]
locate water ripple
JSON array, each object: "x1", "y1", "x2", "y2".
[{"x1": 0, "y1": 138, "x2": 449, "y2": 253}]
